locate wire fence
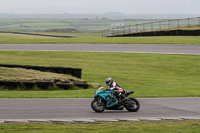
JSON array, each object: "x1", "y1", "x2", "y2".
[{"x1": 102, "y1": 17, "x2": 200, "y2": 37}]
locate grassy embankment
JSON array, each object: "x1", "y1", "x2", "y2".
[
  {"x1": 0, "y1": 67, "x2": 88, "y2": 90},
  {"x1": 0, "y1": 32, "x2": 200, "y2": 44},
  {"x1": 0, "y1": 120, "x2": 199, "y2": 133},
  {"x1": 0, "y1": 51, "x2": 199, "y2": 98}
]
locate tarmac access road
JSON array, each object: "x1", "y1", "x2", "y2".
[
  {"x1": 0, "y1": 98, "x2": 200, "y2": 122},
  {"x1": 0, "y1": 44, "x2": 200, "y2": 55}
]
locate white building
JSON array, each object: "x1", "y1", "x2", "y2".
[{"x1": 108, "y1": 23, "x2": 126, "y2": 27}]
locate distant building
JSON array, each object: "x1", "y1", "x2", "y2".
[{"x1": 108, "y1": 23, "x2": 126, "y2": 27}]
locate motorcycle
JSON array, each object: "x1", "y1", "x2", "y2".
[{"x1": 91, "y1": 87, "x2": 140, "y2": 113}]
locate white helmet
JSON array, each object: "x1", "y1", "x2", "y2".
[{"x1": 105, "y1": 77, "x2": 113, "y2": 86}]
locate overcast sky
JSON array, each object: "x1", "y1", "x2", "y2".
[{"x1": 0, "y1": 0, "x2": 200, "y2": 14}]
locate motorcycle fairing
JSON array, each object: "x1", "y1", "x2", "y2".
[{"x1": 94, "y1": 90, "x2": 117, "y2": 107}]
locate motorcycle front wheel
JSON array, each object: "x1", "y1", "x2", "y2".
[
  {"x1": 91, "y1": 99, "x2": 105, "y2": 113},
  {"x1": 125, "y1": 98, "x2": 140, "y2": 112}
]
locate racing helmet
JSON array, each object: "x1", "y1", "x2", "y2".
[{"x1": 105, "y1": 77, "x2": 113, "y2": 86}]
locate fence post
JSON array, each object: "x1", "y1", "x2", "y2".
[
  {"x1": 168, "y1": 20, "x2": 171, "y2": 29},
  {"x1": 102, "y1": 30, "x2": 104, "y2": 37},
  {"x1": 151, "y1": 22, "x2": 153, "y2": 30},
  {"x1": 129, "y1": 25, "x2": 131, "y2": 34}
]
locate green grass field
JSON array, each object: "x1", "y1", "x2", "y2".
[
  {"x1": 0, "y1": 18, "x2": 159, "y2": 32},
  {"x1": 0, "y1": 51, "x2": 199, "y2": 98},
  {"x1": 1, "y1": 18, "x2": 199, "y2": 132},
  {"x1": 0, "y1": 120, "x2": 199, "y2": 133},
  {"x1": 0, "y1": 32, "x2": 200, "y2": 44}
]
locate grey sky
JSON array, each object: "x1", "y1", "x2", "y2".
[{"x1": 0, "y1": 0, "x2": 200, "y2": 14}]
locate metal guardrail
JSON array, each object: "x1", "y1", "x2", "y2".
[{"x1": 102, "y1": 17, "x2": 200, "y2": 37}]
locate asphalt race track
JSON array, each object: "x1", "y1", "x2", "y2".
[
  {"x1": 0, "y1": 44, "x2": 200, "y2": 122},
  {"x1": 0, "y1": 44, "x2": 200, "y2": 55},
  {"x1": 0, "y1": 98, "x2": 200, "y2": 122}
]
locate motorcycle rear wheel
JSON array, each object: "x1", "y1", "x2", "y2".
[
  {"x1": 125, "y1": 98, "x2": 140, "y2": 112},
  {"x1": 91, "y1": 99, "x2": 105, "y2": 113}
]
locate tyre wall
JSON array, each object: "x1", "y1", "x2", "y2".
[
  {"x1": 113, "y1": 29, "x2": 200, "y2": 37},
  {"x1": 0, "y1": 64, "x2": 89, "y2": 89},
  {"x1": 0, "y1": 64, "x2": 82, "y2": 78}
]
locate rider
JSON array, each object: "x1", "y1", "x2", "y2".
[{"x1": 105, "y1": 77, "x2": 126, "y2": 103}]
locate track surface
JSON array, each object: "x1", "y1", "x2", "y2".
[
  {"x1": 0, "y1": 98, "x2": 200, "y2": 120},
  {"x1": 0, "y1": 44, "x2": 200, "y2": 121},
  {"x1": 0, "y1": 44, "x2": 200, "y2": 54}
]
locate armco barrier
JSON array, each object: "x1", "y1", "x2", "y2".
[{"x1": 0, "y1": 64, "x2": 82, "y2": 79}]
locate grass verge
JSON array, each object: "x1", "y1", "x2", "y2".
[
  {"x1": 0, "y1": 51, "x2": 199, "y2": 98},
  {"x1": 0, "y1": 120, "x2": 199, "y2": 133},
  {"x1": 0, "y1": 33, "x2": 200, "y2": 44}
]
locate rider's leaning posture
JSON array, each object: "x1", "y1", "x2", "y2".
[{"x1": 105, "y1": 77, "x2": 126, "y2": 103}]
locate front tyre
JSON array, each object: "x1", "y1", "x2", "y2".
[
  {"x1": 91, "y1": 99, "x2": 105, "y2": 113},
  {"x1": 125, "y1": 98, "x2": 140, "y2": 112}
]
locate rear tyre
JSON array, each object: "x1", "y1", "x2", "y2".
[
  {"x1": 125, "y1": 98, "x2": 140, "y2": 112},
  {"x1": 91, "y1": 99, "x2": 105, "y2": 113}
]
